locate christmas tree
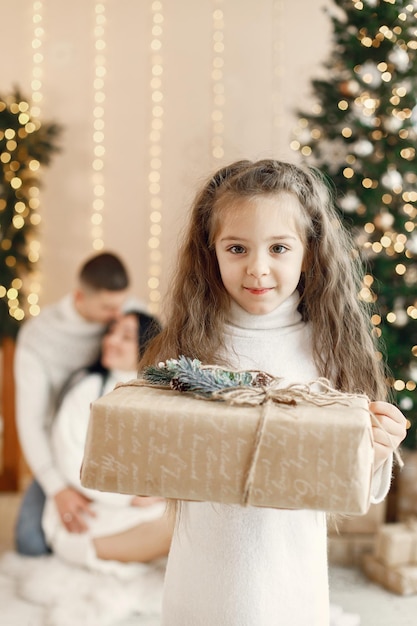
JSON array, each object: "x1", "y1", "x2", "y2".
[
  {"x1": 292, "y1": 0, "x2": 417, "y2": 447},
  {"x1": 0, "y1": 87, "x2": 62, "y2": 339}
]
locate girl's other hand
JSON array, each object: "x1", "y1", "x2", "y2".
[{"x1": 369, "y1": 401, "x2": 408, "y2": 471}]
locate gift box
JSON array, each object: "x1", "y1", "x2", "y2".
[
  {"x1": 327, "y1": 533, "x2": 376, "y2": 567},
  {"x1": 329, "y1": 501, "x2": 386, "y2": 535},
  {"x1": 396, "y1": 449, "x2": 417, "y2": 522},
  {"x1": 81, "y1": 379, "x2": 374, "y2": 514},
  {"x1": 374, "y1": 521, "x2": 417, "y2": 567},
  {"x1": 362, "y1": 553, "x2": 417, "y2": 595}
]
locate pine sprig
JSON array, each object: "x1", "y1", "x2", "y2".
[
  {"x1": 142, "y1": 355, "x2": 259, "y2": 398},
  {"x1": 141, "y1": 363, "x2": 178, "y2": 386}
]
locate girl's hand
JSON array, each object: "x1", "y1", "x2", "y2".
[{"x1": 369, "y1": 401, "x2": 408, "y2": 471}]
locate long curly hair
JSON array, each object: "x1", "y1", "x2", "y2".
[{"x1": 140, "y1": 159, "x2": 388, "y2": 401}]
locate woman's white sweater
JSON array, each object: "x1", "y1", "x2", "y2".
[
  {"x1": 42, "y1": 370, "x2": 166, "y2": 576},
  {"x1": 161, "y1": 293, "x2": 392, "y2": 626},
  {"x1": 14, "y1": 294, "x2": 105, "y2": 496}
]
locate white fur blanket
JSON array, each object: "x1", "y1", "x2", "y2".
[
  {"x1": 0, "y1": 551, "x2": 362, "y2": 626},
  {"x1": 0, "y1": 551, "x2": 164, "y2": 626}
]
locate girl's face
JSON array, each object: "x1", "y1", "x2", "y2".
[
  {"x1": 101, "y1": 314, "x2": 139, "y2": 371},
  {"x1": 214, "y1": 193, "x2": 306, "y2": 315}
]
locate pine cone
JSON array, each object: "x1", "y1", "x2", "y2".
[
  {"x1": 252, "y1": 372, "x2": 273, "y2": 388},
  {"x1": 170, "y1": 377, "x2": 189, "y2": 392}
]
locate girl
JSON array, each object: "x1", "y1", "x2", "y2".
[
  {"x1": 42, "y1": 310, "x2": 173, "y2": 576},
  {"x1": 139, "y1": 159, "x2": 407, "y2": 625}
]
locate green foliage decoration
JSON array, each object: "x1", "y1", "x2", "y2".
[
  {"x1": 0, "y1": 87, "x2": 62, "y2": 338},
  {"x1": 142, "y1": 355, "x2": 273, "y2": 398}
]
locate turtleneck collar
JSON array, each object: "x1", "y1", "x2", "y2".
[{"x1": 225, "y1": 291, "x2": 302, "y2": 331}]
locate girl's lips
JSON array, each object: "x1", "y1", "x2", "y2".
[{"x1": 244, "y1": 287, "x2": 273, "y2": 295}]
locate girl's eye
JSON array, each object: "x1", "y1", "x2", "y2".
[
  {"x1": 228, "y1": 245, "x2": 246, "y2": 254},
  {"x1": 271, "y1": 244, "x2": 287, "y2": 254}
]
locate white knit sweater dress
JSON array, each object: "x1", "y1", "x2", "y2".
[{"x1": 161, "y1": 293, "x2": 392, "y2": 626}]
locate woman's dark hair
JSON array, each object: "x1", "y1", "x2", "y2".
[
  {"x1": 88, "y1": 310, "x2": 162, "y2": 376},
  {"x1": 58, "y1": 311, "x2": 162, "y2": 404}
]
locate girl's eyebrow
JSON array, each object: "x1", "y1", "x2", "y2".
[{"x1": 219, "y1": 234, "x2": 298, "y2": 242}]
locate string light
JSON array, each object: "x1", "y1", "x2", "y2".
[
  {"x1": 24, "y1": 0, "x2": 45, "y2": 318},
  {"x1": 31, "y1": 1, "x2": 43, "y2": 119},
  {"x1": 91, "y1": 2, "x2": 107, "y2": 251},
  {"x1": 211, "y1": 0, "x2": 225, "y2": 162},
  {"x1": 147, "y1": 1, "x2": 164, "y2": 314},
  {"x1": 272, "y1": 0, "x2": 284, "y2": 153},
  {"x1": 0, "y1": 2, "x2": 45, "y2": 324}
]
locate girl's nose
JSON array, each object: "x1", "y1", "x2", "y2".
[{"x1": 247, "y1": 253, "x2": 270, "y2": 277}]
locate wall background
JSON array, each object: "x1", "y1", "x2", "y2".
[{"x1": 0, "y1": 0, "x2": 331, "y2": 316}]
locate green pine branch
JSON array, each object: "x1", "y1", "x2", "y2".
[{"x1": 142, "y1": 355, "x2": 255, "y2": 398}]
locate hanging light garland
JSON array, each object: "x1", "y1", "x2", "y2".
[
  {"x1": 91, "y1": 2, "x2": 107, "y2": 251},
  {"x1": 211, "y1": 0, "x2": 225, "y2": 162},
  {"x1": 272, "y1": 0, "x2": 284, "y2": 154},
  {"x1": 147, "y1": 1, "x2": 164, "y2": 314},
  {"x1": 31, "y1": 1, "x2": 43, "y2": 119},
  {"x1": 26, "y1": 0, "x2": 45, "y2": 317},
  {"x1": 0, "y1": 1, "x2": 61, "y2": 333}
]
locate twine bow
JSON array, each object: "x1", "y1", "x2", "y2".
[{"x1": 211, "y1": 377, "x2": 364, "y2": 407}]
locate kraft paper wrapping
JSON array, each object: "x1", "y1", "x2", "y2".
[
  {"x1": 363, "y1": 554, "x2": 417, "y2": 596},
  {"x1": 80, "y1": 382, "x2": 374, "y2": 514},
  {"x1": 375, "y1": 521, "x2": 417, "y2": 567}
]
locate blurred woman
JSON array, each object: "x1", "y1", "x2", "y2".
[{"x1": 42, "y1": 311, "x2": 173, "y2": 577}]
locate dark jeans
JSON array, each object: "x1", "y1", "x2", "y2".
[{"x1": 14, "y1": 478, "x2": 51, "y2": 556}]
